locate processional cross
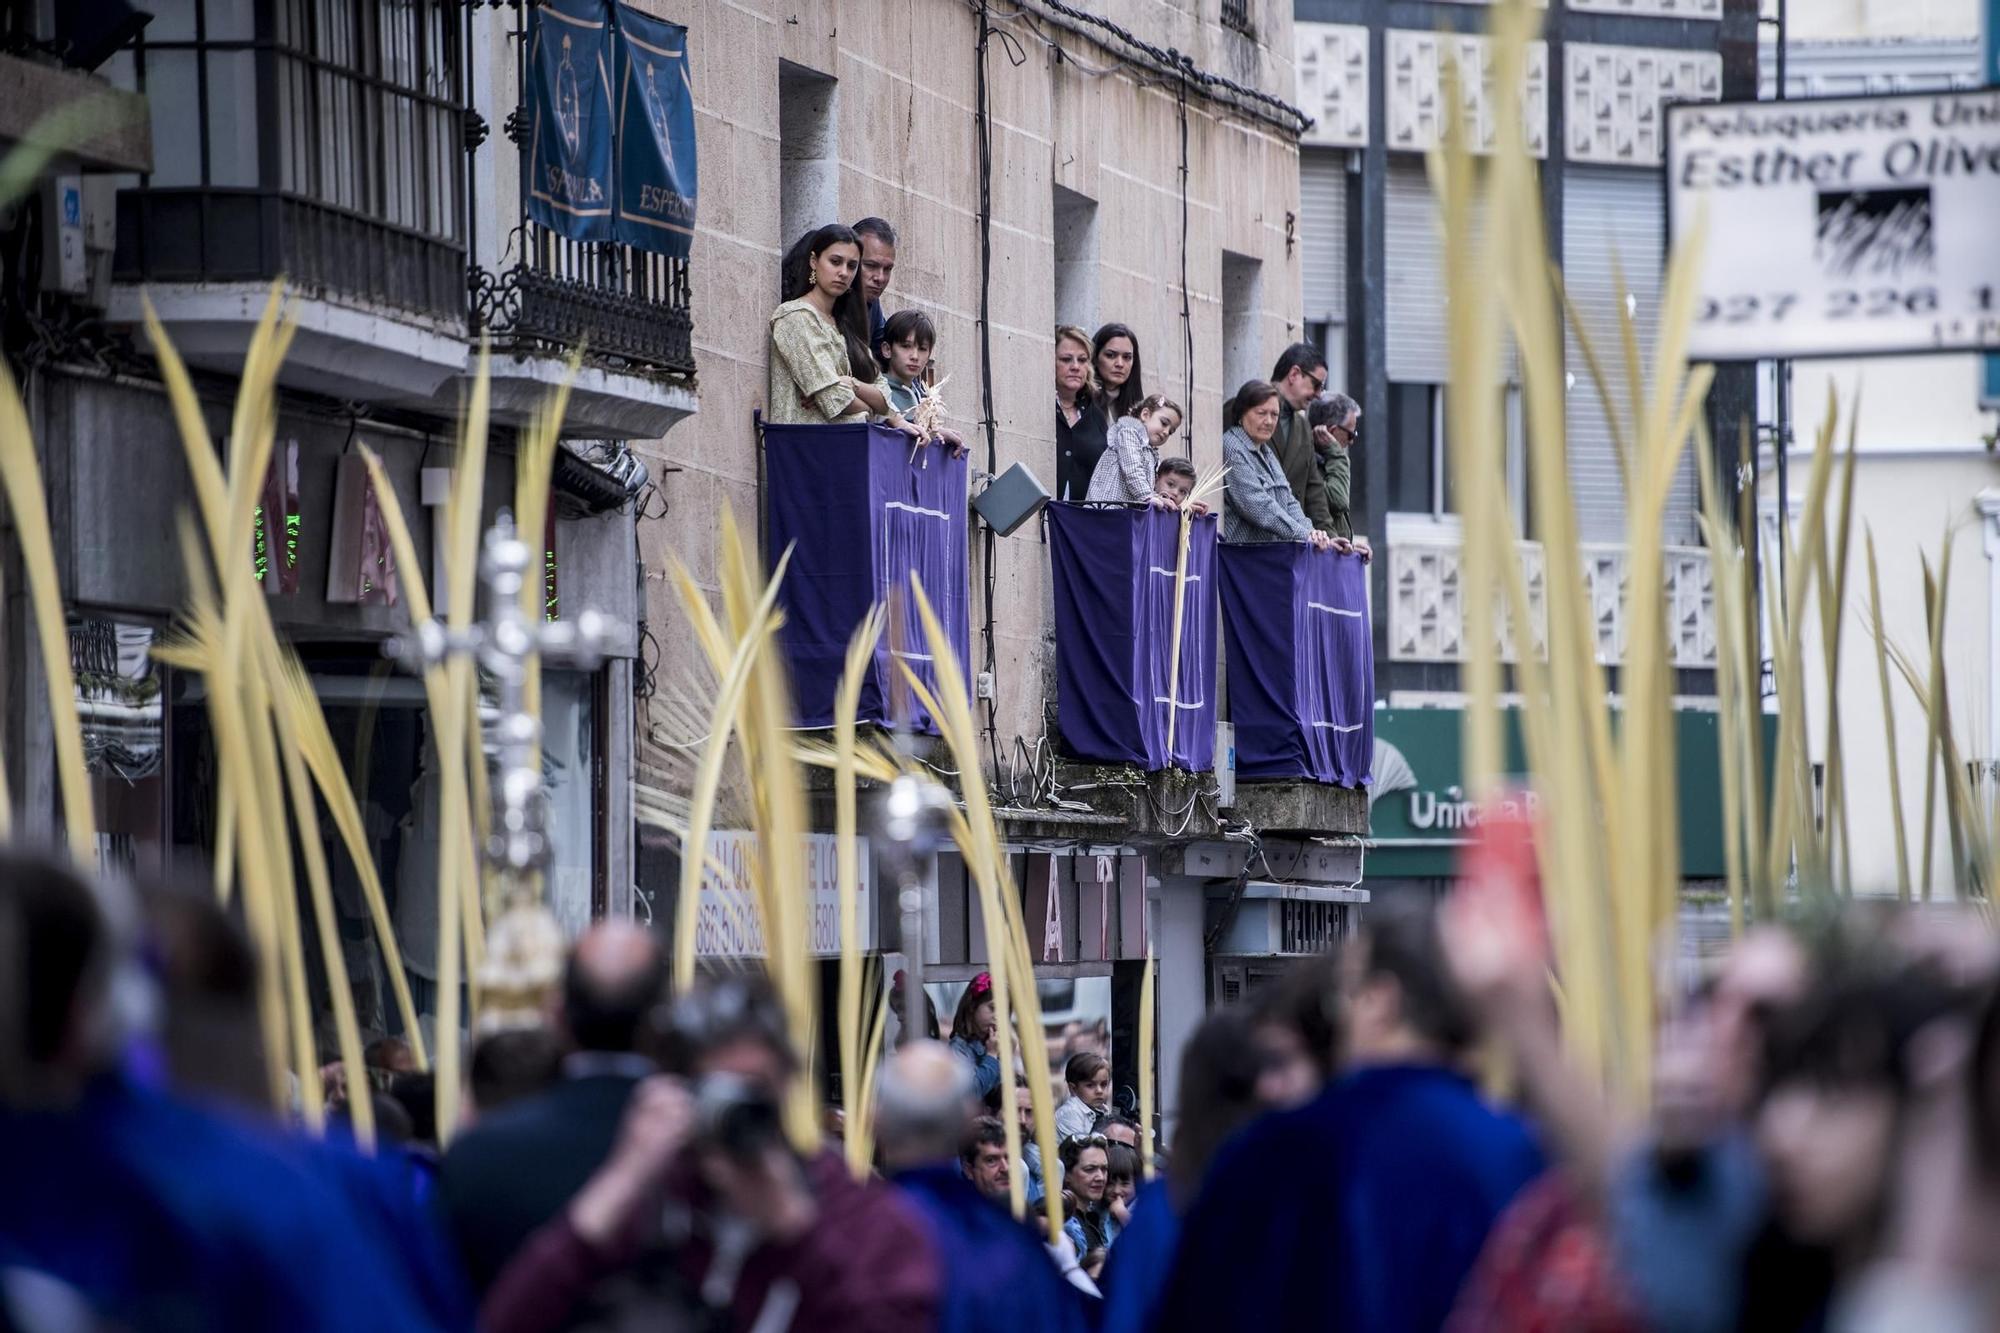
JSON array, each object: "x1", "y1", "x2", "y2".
[{"x1": 388, "y1": 511, "x2": 617, "y2": 1028}]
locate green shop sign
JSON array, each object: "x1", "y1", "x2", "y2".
[{"x1": 1368, "y1": 707, "x2": 1753, "y2": 880}]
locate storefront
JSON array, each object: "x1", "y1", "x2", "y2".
[{"x1": 1367, "y1": 705, "x2": 1744, "y2": 893}]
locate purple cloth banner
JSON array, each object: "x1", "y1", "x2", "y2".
[
  {"x1": 1049, "y1": 503, "x2": 1218, "y2": 772},
  {"x1": 1217, "y1": 543, "x2": 1374, "y2": 786},
  {"x1": 763, "y1": 421, "x2": 969, "y2": 734}
]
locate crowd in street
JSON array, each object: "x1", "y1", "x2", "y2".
[
  {"x1": 768, "y1": 217, "x2": 1370, "y2": 558},
  {"x1": 4, "y1": 842, "x2": 1999, "y2": 1332}
]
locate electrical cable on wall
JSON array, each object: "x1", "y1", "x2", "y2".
[
  {"x1": 1007, "y1": 0, "x2": 1312, "y2": 134},
  {"x1": 973, "y1": 0, "x2": 1006, "y2": 784},
  {"x1": 1177, "y1": 66, "x2": 1193, "y2": 453}
]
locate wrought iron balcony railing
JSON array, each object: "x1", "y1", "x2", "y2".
[{"x1": 469, "y1": 221, "x2": 694, "y2": 377}]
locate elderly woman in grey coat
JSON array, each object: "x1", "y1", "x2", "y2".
[{"x1": 1221, "y1": 380, "x2": 1337, "y2": 549}]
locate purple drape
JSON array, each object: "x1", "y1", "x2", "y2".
[
  {"x1": 763, "y1": 421, "x2": 969, "y2": 734},
  {"x1": 1217, "y1": 542, "x2": 1374, "y2": 786},
  {"x1": 1049, "y1": 503, "x2": 1217, "y2": 772}
]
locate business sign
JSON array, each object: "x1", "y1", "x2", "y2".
[
  {"x1": 1367, "y1": 708, "x2": 1755, "y2": 880},
  {"x1": 695, "y1": 831, "x2": 873, "y2": 959},
  {"x1": 1667, "y1": 90, "x2": 2000, "y2": 360}
]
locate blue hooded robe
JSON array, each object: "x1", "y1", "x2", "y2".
[
  {"x1": 892, "y1": 1163, "x2": 1097, "y2": 1333},
  {"x1": 1155, "y1": 1064, "x2": 1544, "y2": 1333}
]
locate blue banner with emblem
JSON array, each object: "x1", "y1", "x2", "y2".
[
  {"x1": 612, "y1": 4, "x2": 697, "y2": 258},
  {"x1": 526, "y1": 0, "x2": 615, "y2": 242}
]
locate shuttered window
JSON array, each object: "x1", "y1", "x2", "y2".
[
  {"x1": 1561, "y1": 167, "x2": 1699, "y2": 544},
  {"x1": 1301, "y1": 149, "x2": 1347, "y2": 328},
  {"x1": 1385, "y1": 161, "x2": 1447, "y2": 385}
]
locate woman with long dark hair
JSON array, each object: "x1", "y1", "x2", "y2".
[
  {"x1": 1055, "y1": 323, "x2": 1108, "y2": 502},
  {"x1": 1091, "y1": 323, "x2": 1144, "y2": 422},
  {"x1": 769, "y1": 224, "x2": 918, "y2": 433}
]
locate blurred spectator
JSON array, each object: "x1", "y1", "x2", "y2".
[
  {"x1": 1099, "y1": 1007, "x2": 1273, "y2": 1333},
  {"x1": 138, "y1": 878, "x2": 267, "y2": 1110},
  {"x1": 1059, "y1": 1134, "x2": 1117, "y2": 1279},
  {"x1": 961, "y1": 1115, "x2": 1012, "y2": 1203},
  {"x1": 0, "y1": 851, "x2": 470, "y2": 1331},
  {"x1": 1159, "y1": 903, "x2": 1543, "y2": 1332},
  {"x1": 467, "y1": 1027, "x2": 562, "y2": 1122},
  {"x1": 1101, "y1": 1113, "x2": 1140, "y2": 1152},
  {"x1": 880, "y1": 1044, "x2": 1094, "y2": 1333},
  {"x1": 947, "y1": 973, "x2": 1002, "y2": 1099},
  {"x1": 889, "y1": 969, "x2": 941, "y2": 1047},
  {"x1": 1251, "y1": 952, "x2": 1344, "y2": 1110},
  {"x1": 1056, "y1": 1052, "x2": 1111, "y2": 1143},
  {"x1": 483, "y1": 977, "x2": 941, "y2": 1333},
  {"x1": 441, "y1": 921, "x2": 664, "y2": 1293}
]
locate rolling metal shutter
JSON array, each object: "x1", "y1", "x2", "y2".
[
  {"x1": 1300, "y1": 149, "x2": 1347, "y2": 327},
  {"x1": 1385, "y1": 160, "x2": 1446, "y2": 384},
  {"x1": 1561, "y1": 166, "x2": 1699, "y2": 544}
]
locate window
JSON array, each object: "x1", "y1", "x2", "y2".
[
  {"x1": 113, "y1": 0, "x2": 470, "y2": 319},
  {"x1": 779, "y1": 61, "x2": 838, "y2": 255},
  {"x1": 1053, "y1": 184, "x2": 1099, "y2": 331},
  {"x1": 1221, "y1": 250, "x2": 1262, "y2": 401},
  {"x1": 1386, "y1": 382, "x2": 1526, "y2": 523},
  {"x1": 123, "y1": 0, "x2": 465, "y2": 236}
]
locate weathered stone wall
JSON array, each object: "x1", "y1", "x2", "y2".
[{"x1": 629, "y1": 0, "x2": 1304, "y2": 795}]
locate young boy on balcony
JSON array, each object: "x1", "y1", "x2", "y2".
[
  {"x1": 875, "y1": 309, "x2": 964, "y2": 453},
  {"x1": 1154, "y1": 456, "x2": 1209, "y2": 515}
]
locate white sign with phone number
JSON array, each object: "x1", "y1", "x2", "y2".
[
  {"x1": 694, "y1": 831, "x2": 874, "y2": 958},
  {"x1": 1667, "y1": 90, "x2": 2000, "y2": 360}
]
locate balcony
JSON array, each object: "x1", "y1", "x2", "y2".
[
  {"x1": 469, "y1": 0, "x2": 698, "y2": 439},
  {"x1": 107, "y1": 0, "x2": 473, "y2": 400},
  {"x1": 1386, "y1": 514, "x2": 1718, "y2": 669},
  {"x1": 472, "y1": 222, "x2": 697, "y2": 439}
]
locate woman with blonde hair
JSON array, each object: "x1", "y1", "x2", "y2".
[{"x1": 1055, "y1": 323, "x2": 1108, "y2": 501}]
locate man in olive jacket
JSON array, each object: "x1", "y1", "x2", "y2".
[{"x1": 1269, "y1": 344, "x2": 1338, "y2": 537}]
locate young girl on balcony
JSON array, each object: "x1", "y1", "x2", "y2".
[
  {"x1": 1084, "y1": 394, "x2": 1184, "y2": 505},
  {"x1": 768, "y1": 223, "x2": 919, "y2": 436}
]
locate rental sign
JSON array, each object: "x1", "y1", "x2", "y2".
[{"x1": 1667, "y1": 90, "x2": 2000, "y2": 360}]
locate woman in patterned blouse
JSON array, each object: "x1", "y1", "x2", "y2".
[{"x1": 768, "y1": 224, "x2": 919, "y2": 435}]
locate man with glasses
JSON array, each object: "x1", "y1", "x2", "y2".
[
  {"x1": 1309, "y1": 391, "x2": 1368, "y2": 557},
  {"x1": 1268, "y1": 343, "x2": 1339, "y2": 539}
]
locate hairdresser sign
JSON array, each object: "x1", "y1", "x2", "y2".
[{"x1": 1667, "y1": 90, "x2": 2000, "y2": 360}]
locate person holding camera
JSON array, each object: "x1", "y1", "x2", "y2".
[{"x1": 481, "y1": 978, "x2": 941, "y2": 1333}]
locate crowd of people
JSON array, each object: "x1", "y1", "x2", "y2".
[
  {"x1": 6, "y1": 838, "x2": 1999, "y2": 1332},
  {"x1": 767, "y1": 216, "x2": 1370, "y2": 558}
]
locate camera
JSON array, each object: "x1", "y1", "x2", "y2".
[{"x1": 693, "y1": 1072, "x2": 784, "y2": 1163}]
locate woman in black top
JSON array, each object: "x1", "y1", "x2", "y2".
[
  {"x1": 1056, "y1": 323, "x2": 1108, "y2": 502},
  {"x1": 1092, "y1": 322, "x2": 1145, "y2": 422}
]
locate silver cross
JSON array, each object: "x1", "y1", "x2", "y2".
[{"x1": 386, "y1": 511, "x2": 617, "y2": 881}]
